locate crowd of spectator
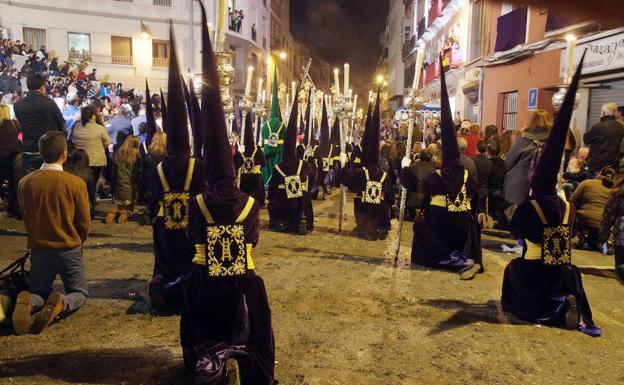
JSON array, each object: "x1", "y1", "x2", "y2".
[{"x1": 395, "y1": 102, "x2": 624, "y2": 278}]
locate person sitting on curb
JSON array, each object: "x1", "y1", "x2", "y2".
[{"x1": 13, "y1": 131, "x2": 91, "y2": 335}]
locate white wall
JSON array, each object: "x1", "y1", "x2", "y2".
[
  {"x1": 0, "y1": 0, "x2": 270, "y2": 91},
  {"x1": 386, "y1": 0, "x2": 405, "y2": 99}
]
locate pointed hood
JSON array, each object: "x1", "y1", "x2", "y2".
[
  {"x1": 360, "y1": 101, "x2": 372, "y2": 151},
  {"x1": 283, "y1": 86, "x2": 300, "y2": 160},
  {"x1": 330, "y1": 115, "x2": 340, "y2": 146},
  {"x1": 243, "y1": 111, "x2": 255, "y2": 154},
  {"x1": 144, "y1": 80, "x2": 157, "y2": 146},
  {"x1": 439, "y1": 55, "x2": 460, "y2": 168},
  {"x1": 189, "y1": 79, "x2": 203, "y2": 157},
  {"x1": 198, "y1": 0, "x2": 238, "y2": 191},
  {"x1": 362, "y1": 88, "x2": 381, "y2": 167},
  {"x1": 319, "y1": 98, "x2": 330, "y2": 154},
  {"x1": 268, "y1": 67, "x2": 282, "y2": 126},
  {"x1": 531, "y1": 50, "x2": 586, "y2": 198},
  {"x1": 160, "y1": 88, "x2": 168, "y2": 134},
  {"x1": 255, "y1": 115, "x2": 262, "y2": 145},
  {"x1": 182, "y1": 75, "x2": 192, "y2": 119},
  {"x1": 165, "y1": 21, "x2": 190, "y2": 159}
]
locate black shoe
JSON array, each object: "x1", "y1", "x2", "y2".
[{"x1": 149, "y1": 282, "x2": 168, "y2": 313}]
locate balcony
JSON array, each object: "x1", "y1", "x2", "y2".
[
  {"x1": 423, "y1": 47, "x2": 462, "y2": 85},
  {"x1": 88, "y1": 54, "x2": 133, "y2": 65},
  {"x1": 428, "y1": 0, "x2": 443, "y2": 28},
  {"x1": 402, "y1": 35, "x2": 416, "y2": 60},
  {"x1": 153, "y1": 0, "x2": 171, "y2": 6},
  {"x1": 417, "y1": 18, "x2": 426, "y2": 39},
  {"x1": 152, "y1": 57, "x2": 168, "y2": 67}
]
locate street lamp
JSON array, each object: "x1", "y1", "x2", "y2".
[
  {"x1": 278, "y1": 51, "x2": 287, "y2": 61},
  {"x1": 140, "y1": 21, "x2": 152, "y2": 41}
]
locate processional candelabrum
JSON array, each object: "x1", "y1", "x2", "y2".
[
  {"x1": 334, "y1": 94, "x2": 354, "y2": 233},
  {"x1": 252, "y1": 101, "x2": 267, "y2": 146},
  {"x1": 214, "y1": 51, "x2": 235, "y2": 137},
  {"x1": 393, "y1": 87, "x2": 424, "y2": 265}
]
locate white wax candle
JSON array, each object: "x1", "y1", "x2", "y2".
[
  {"x1": 368, "y1": 90, "x2": 373, "y2": 103},
  {"x1": 286, "y1": 93, "x2": 289, "y2": 112},
  {"x1": 352, "y1": 94, "x2": 357, "y2": 115},
  {"x1": 218, "y1": 0, "x2": 227, "y2": 45},
  {"x1": 343, "y1": 63, "x2": 350, "y2": 96},
  {"x1": 566, "y1": 38, "x2": 577, "y2": 83},
  {"x1": 257, "y1": 78, "x2": 263, "y2": 104},
  {"x1": 262, "y1": 89, "x2": 266, "y2": 104},
  {"x1": 412, "y1": 49, "x2": 425, "y2": 89},
  {"x1": 333, "y1": 69, "x2": 341, "y2": 96},
  {"x1": 245, "y1": 66, "x2": 254, "y2": 97}
]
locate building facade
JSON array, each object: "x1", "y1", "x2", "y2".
[
  {"x1": 0, "y1": 0, "x2": 271, "y2": 97},
  {"x1": 388, "y1": 0, "x2": 620, "y2": 141}
]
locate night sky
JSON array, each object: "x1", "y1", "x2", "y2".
[{"x1": 290, "y1": 0, "x2": 390, "y2": 98}]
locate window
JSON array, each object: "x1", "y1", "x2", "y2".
[
  {"x1": 68, "y1": 32, "x2": 91, "y2": 61},
  {"x1": 153, "y1": 0, "x2": 172, "y2": 6},
  {"x1": 111, "y1": 36, "x2": 133, "y2": 65},
  {"x1": 23, "y1": 27, "x2": 46, "y2": 51},
  {"x1": 152, "y1": 40, "x2": 170, "y2": 67},
  {"x1": 469, "y1": 0, "x2": 484, "y2": 60},
  {"x1": 502, "y1": 91, "x2": 518, "y2": 131}
]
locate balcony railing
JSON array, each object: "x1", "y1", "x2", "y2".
[
  {"x1": 152, "y1": 57, "x2": 168, "y2": 67},
  {"x1": 86, "y1": 54, "x2": 133, "y2": 65},
  {"x1": 417, "y1": 18, "x2": 426, "y2": 39},
  {"x1": 153, "y1": 0, "x2": 172, "y2": 6},
  {"x1": 68, "y1": 51, "x2": 91, "y2": 62},
  {"x1": 402, "y1": 35, "x2": 416, "y2": 60},
  {"x1": 423, "y1": 47, "x2": 462, "y2": 85}
]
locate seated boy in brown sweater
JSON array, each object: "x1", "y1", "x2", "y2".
[{"x1": 13, "y1": 131, "x2": 91, "y2": 335}]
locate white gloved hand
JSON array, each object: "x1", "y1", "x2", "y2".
[
  {"x1": 602, "y1": 242, "x2": 609, "y2": 255},
  {"x1": 339, "y1": 153, "x2": 348, "y2": 165},
  {"x1": 401, "y1": 156, "x2": 412, "y2": 169}
]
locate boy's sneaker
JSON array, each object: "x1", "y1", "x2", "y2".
[
  {"x1": 12, "y1": 291, "x2": 33, "y2": 335},
  {"x1": 564, "y1": 295, "x2": 580, "y2": 330},
  {"x1": 31, "y1": 292, "x2": 64, "y2": 334}
]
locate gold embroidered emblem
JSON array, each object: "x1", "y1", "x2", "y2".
[
  {"x1": 267, "y1": 132, "x2": 279, "y2": 148},
  {"x1": 447, "y1": 183, "x2": 469, "y2": 213},
  {"x1": 242, "y1": 157, "x2": 255, "y2": 174},
  {"x1": 542, "y1": 225, "x2": 571, "y2": 265},
  {"x1": 363, "y1": 180, "x2": 383, "y2": 204},
  {"x1": 162, "y1": 192, "x2": 190, "y2": 229},
  {"x1": 284, "y1": 175, "x2": 304, "y2": 199},
  {"x1": 205, "y1": 224, "x2": 247, "y2": 276},
  {"x1": 322, "y1": 158, "x2": 330, "y2": 171}
]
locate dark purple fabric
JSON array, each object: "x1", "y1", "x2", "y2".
[
  {"x1": 545, "y1": 12, "x2": 568, "y2": 32},
  {"x1": 303, "y1": 90, "x2": 312, "y2": 145},
  {"x1": 329, "y1": 116, "x2": 340, "y2": 146},
  {"x1": 267, "y1": 158, "x2": 314, "y2": 232},
  {"x1": 319, "y1": 99, "x2": 330, "y2": 155},
  {"x1": 363, "y1": 90, "x2": 381, "y2": 167},
  {"x1": 233, "y1": 147, "x2": 266, "y2": 204},
  {"x1": 189, "y1": 80, "x2": 203, "y2": 157},
  {"x1": 282, "y1": 88, "x2": 299, "y2": 160},
  {"x1": 182, "y1": 196, "x2": 275, "y2": 383},
  {"x1": 408, "y1": 170, "x2": 482, "y2": 268},
  {"x1": 145, "y1": 80, "x2": 157, "y2": 146},
  {"x1": 495, "y1": 7, "x2": 527, "y2": 52},
  {"x1": 198, "y1": 1, "x2": 237, "y2": 189},
  {"x1": 165, "y1": 23, "x2": 190, "y2": 160},
  {"x1": 149, "y1": 157, "x2": 204, "y2": 311},
  {"x1": 243, "y1": 112, "x2": 255, "y2": 153},
  {"x1": 340, "y1": 165, "x2": 394, "y2": 239},
  {"x1": 160, "y1": 88, "x2": 168, "y2": 134}
]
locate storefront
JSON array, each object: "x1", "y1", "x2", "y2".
[{"x1": 560, "y1": 29, "x2": 624, "y2": 135}]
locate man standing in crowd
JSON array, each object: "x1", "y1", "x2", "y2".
[
  {"x1": 14, "y1": 74, "x2": 66, "y2": 174},
  {"x1": 583, "y1": 103, "x2": 624, "y2": 178},
  {"x1": 13, "y1": 131, "x2": 91, "y2": 335}
]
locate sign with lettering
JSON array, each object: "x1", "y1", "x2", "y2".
[
  {"x1": 560, "y1": 31, "x2": 624, "y2": 78},
  {"x1": 528, "y1": 88, "x2": 538, "y2": 111}
]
